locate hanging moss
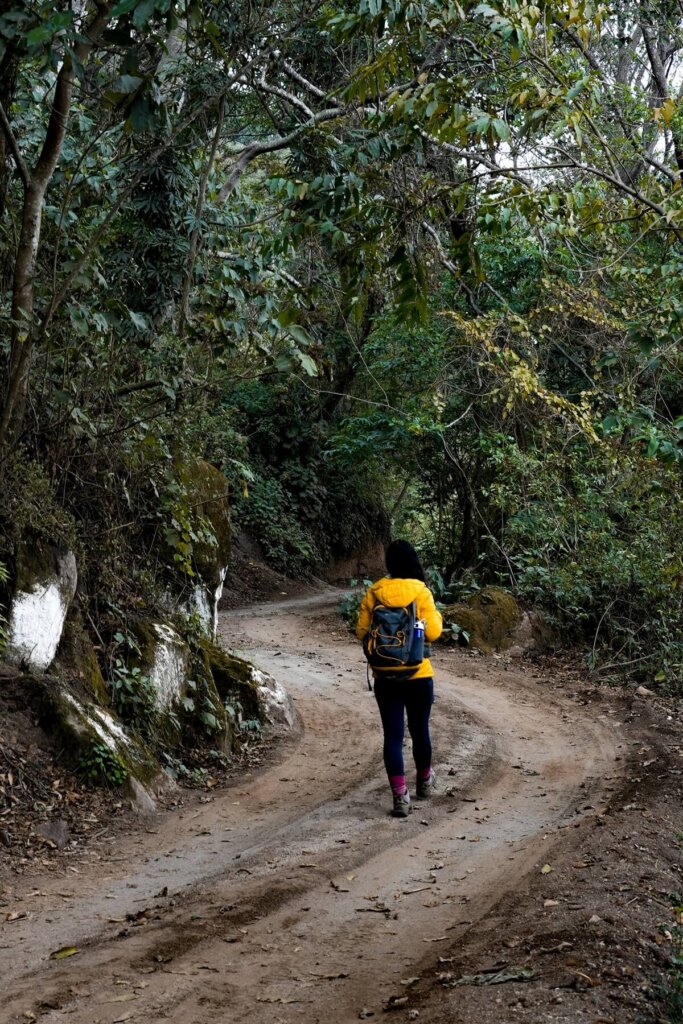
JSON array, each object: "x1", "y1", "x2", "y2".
[{"x1": 443, "y1": 586, "x2": 521, "y2": 653}]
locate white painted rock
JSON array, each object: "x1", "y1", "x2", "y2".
[
  {"x1": 148, "y1": 623, "x2": 189, "y2": 709},
  {"x1": 251, "y1": 666, "x2": 296, "y2": 730},
  {"x1": 187, "y1": 565, "x2": 228, "y2": 637},
  {"x1": 5, "y1": 548, "x2": 77, "y2": 672}
]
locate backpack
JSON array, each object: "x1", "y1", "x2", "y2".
[{"x1": 362, "y1": 600, "x2": 425, "y2": 680}]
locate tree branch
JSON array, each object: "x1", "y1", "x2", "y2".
[
  {"x1": 641, "y1": 19, "x2": 683, "y2": 174},
  {"x1": 422, "y1": 220, "x2": 484, "y2": 315},
  {"x1": 281, "y1": 60, "x2": 338, "y2": 103},
  {"x1": 179, "y1": 93, "x2": 226, "y2": 336},
  {"x1": 255, "y1": 66, "x2": 315, "y2": 119},
  {"x1": 217, "y1": 104, "x2": 365, "y2": 201},
  {"x1": 0, "y1": 98, "x2": 29, "y2": 190},
  {"x1": 33, "y1": 1, "x2": 115, "y2": 189},
  {"x1": 44, "y1": 48, "x2": 276, "y2": 328}
]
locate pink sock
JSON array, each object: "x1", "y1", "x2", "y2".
[
  {"x1": 389, "y1": 774, "x2": 407, "y2": 796},
  {"x1": 418, "y1": 767, "x2": 432, "y2": 781}
]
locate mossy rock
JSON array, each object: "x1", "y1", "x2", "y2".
[
  {"x1": 13, "y1": 537, "x2": 77, "y2": 599},
  {"x1": 124, "y1": 617, "x2": 241, "y2": 755},
  {"x1": 200, "y1": 638, "x2": 262, "y2": 721},
  {"x1": 128, "y1": 618, "x2": 159, "y2": 668},
  {"x1": 38, "y1": 681, "x2": 161, "y2": 806},
  {"x1": 54, "y1": 609, "x2": 109, "y2": 705},
  {"x1": 175, "y1": 458, "x2": 231, "y2": 588},
  {"x1": 180, "y1": 643, "x2": 233, "y2": 753},
  {"x1": 443, "y1": 587, "x2": 521, "y2": 653}
]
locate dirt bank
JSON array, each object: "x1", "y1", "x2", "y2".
[{"x1": 0, "y1": 592, "x2": 680, "y2": 1024}]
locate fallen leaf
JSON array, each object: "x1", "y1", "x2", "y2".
[
  {"x1": 49, "y1": 946, "x2": 79, "y2": 960},
  {"x1": 385, "y1": 994, "x2": 409, "y2": 1009},
  {"x1": 544, "y1": 899, "x2": 560, "y2": 908},
  {"x1": 539, "y1": 941, "x2": 573, "y2": 954},
  {"x1": 541, "y1": 863, "x2": 553, "y2": 874},
  {"x1": 442, "y1": 966, "x2": 533, "y2": 987}
]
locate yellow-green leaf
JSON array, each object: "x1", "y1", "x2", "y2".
[{"x1": 49, "y1": 946, "x2": 80, "y2": 960}]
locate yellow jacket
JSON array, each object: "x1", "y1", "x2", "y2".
[{"x1": 356, "y1": 577, "x2": 443, "y2": 679}]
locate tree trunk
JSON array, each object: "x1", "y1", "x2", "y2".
[
  {"x1": 0, "y1": 183, "x2": 45, "y2": 444},
  {"x1": 0, "y1": 2, "x2": 114, "y2": 449},
  {"x1": 179, "y1": 95, "x2": 226, "y2": 337}
]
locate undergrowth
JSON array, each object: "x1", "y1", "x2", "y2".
[{"x1": 78, "y1": 742, "x2": 128, "y2": 787}]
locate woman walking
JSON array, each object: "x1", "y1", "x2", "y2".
[{"x1": 356, "y1": 540, "x2": 443, "y2": 817}]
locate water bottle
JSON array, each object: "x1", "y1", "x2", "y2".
[{"x1": 411, "y1": 618, "x2": 425, "y2": 663}]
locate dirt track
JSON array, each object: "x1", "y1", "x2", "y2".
[{"x1": 0, "y1": 593, "x2": 626, "y2": 1023}]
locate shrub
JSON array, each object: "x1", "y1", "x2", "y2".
[{"x1": 78, "y1": 742, "x2": 128, "y2": 787}]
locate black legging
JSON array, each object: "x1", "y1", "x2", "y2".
[{"x1": 374, "y1": 676, "x2": 434, "y2": 776}]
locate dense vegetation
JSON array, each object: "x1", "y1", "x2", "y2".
[{"x1": 1, "y1": 0, "x2": 683, "y2": 688}]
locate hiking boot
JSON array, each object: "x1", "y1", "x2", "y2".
[
  {"x1": 392, "y1": 789, "x2": 411, "y2": 817},
  {"x1": 416, "y1": 770, "x2": 436, "y2": 800}
]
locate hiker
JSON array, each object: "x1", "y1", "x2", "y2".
[{"x1": 356, "y1": 540, "x2": 443, "y2": 817}]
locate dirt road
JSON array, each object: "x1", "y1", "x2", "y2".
[{"x1": 0, "y1": 593, "x2": 623, "y2": 1023}]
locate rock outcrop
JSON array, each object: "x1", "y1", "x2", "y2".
[
  {"x1": 0, "y1": 462, "x2": 295, "y2": 813},
  {"x1": 5, "y1": 543, "x2": 77, "y2": 672},
  {"x1": 442, "y1": 586, "x2": 522, "y2": 653}
]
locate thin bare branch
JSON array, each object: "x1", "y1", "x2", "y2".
[
  {"x1": 0, "y1": 99, "x2": 29, "y2": 189},
  {"x1": 281, "y1": 60, "x2": 338, "y2": 103}
]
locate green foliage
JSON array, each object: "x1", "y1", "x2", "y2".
[
  {"x1": 78, "y1": 742, "x2": 128, "y2": 787},
  {"x1": 160, "y1": 750, "x2": 226, "y2": 787},
  {"x1": 485, "y1": 433, "x2": 683, "y2": 686},
  {"x1": 237, "y1": 474, "x2": 317, "y2": 578},
  {"x1": 223, "y1": 379, "x2": 388, "y2": 577},
  {"x1": 338, "y1": 578, "x2": 372, "y2": 627},
  {"x1": 448, "y1": 622, "x2": 470, "y2": 646},
  {"x1": 224, "y1": 698, "x2": 262, "y2": 736},
  {"x1": 158, "y1": 468, "x2": 219, "y2": 579},
  {"x1": 109, "y1": 658, "x2": 158, "y2": 732},
  {"x1": 2, "y1": 0, "x2": 683, "y2": 712},
  {"x1": 660, "y1": 893, "x2": 683, "y2": 1021},
  {"x1": 0, "y1": 451, "x2": 77, "y2": 555},
  {"x1": 179, "y1": 675, "x2": 223, "y2": 736},
  {"x1": 107, "y1": 631, "x2": 158, "y2": 735}
]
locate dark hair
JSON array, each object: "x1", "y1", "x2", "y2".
[{"x1": 385, "y1": 539, "x2": 426, "y2": 582}]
